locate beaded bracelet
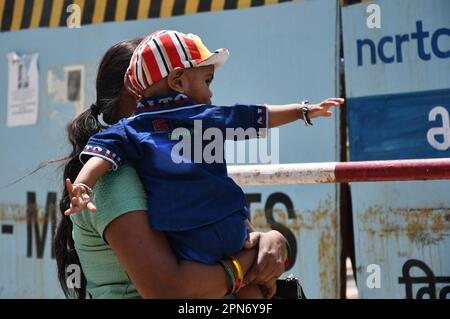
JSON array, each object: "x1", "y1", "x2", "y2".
[
  {"x1": 300, "y1": 100, "x2": 313, "y2": 126},
  {"x1": 219, "y1": 260, "x2": 236, "y2": 295}
]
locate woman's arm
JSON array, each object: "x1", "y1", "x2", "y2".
[{"x1": 104, "y1": 210, "x2": 257, "y2": 298}]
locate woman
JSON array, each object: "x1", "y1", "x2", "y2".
[{"x1": 54, "y1": 38, "x2": 287, "y2": 299}]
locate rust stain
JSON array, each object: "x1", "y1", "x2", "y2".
[
  {"x1": 251, "y1": 209, "x2": 269, "y2": 229},
  {"x1": 250, "y1": 195, "x2": 337, "y2": 232},
  {"x1": 245, "y1": 197, "x2": 339, "y2": 298},
  {"x1": 309, "y1": 195, "x2": 337, "y2": 230},
  {"x1": 433, "y1": 214, "x2": 446, "y2": 231},
  {"x1": 318, "y1": 229, "x2": 337, "y2": 298},
  {"x1": 407, "y1": 221, "x2": 426, "y2": 242},
  {"x1": 315, "y1": 202, "x2": 338, "y2": 298},
  {"x1": 358, "y1": 206, "x2": 450, "y2": 247},
  {"x1": 324, "y1": 176, "x2": 335, "y2": 183},
  {"x1": 0, "y1": 204, "x2": 27, "y2": 221},
  {"x1": 0, "y1": 204, "x2": 56, "y2": 223},
  {"x1": 251, "y1": 208, "x2": 303, "y2": 230}
]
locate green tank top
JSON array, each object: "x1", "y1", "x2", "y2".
[{"x1": 70, "y1": 163, "x2": 148, "y2": 299}]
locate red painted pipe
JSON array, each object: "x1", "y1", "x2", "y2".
[{"x1": 335, "y1": 158, "x2": 450, "y2": 182}]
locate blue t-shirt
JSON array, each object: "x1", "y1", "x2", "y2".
[{"x1": 80, "y1": 93, "x2": 268, "y2": 232}]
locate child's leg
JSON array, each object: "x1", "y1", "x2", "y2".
[
  {"x1": 165, "y1": 213, "x2": 249, "y2": 265},
  {"x1": 235, "y1": 283, "x2": 264, "y2": 299}
]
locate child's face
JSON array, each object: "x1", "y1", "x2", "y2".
[{"x1": 181, "y1": 65, "x2": 215, "y2": 105}]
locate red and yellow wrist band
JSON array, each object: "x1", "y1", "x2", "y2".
[
  {"x1": 229, "y1": 256, "x2": 244, "y2": 292},
  {"x1": 284, "y1": 240, "x2": 291, "y2": 268},
  {"x1": 219, "y1": 256, "x2": 244, "y2": 295}
]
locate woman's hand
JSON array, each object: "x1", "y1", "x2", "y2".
[
  {"x1": 243, "y1": 229, "x2": 287, "y2": 288},
  {"x1": 260, "y1": 277, "x2": 278, "y2": 299},
  {"x1": 308, "y1": 97, "x2": 344, "y2": 119}
]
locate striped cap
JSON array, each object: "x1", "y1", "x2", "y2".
[{"x1": 125, "y1": 30, "x2": 229, "y2": 98}]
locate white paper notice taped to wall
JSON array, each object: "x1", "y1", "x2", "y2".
[{"x1": 7, "y1": 52, "x2": 39, "y2": 127}]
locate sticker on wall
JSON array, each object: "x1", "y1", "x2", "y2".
[
  {"x1": 64, "y1": 65, "x2": 84, "y2": 105},
  {"x1": 47, "y1": 64, "x2": 85, "y2": 115},
  {"x1": 7, "y1": 52, "x2": 39, "y2": 127}
]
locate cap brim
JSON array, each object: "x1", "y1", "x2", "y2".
[{"x1": 198, "y1": 48, "x2": 229, "y2": 70}]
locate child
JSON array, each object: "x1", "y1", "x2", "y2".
[{"x1": 65, "y1": 30, "x2": 344, "y2": 298}]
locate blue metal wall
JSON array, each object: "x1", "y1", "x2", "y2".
[
  {"x1": 348, "y1": 89, "x2": 450, "y2": 161},
  {"x1": 0, "y1": 0, "x2": 340, "y2": 298},
  {"x1": 343, "y1": 0, "x2": 450, "y2": 298}
]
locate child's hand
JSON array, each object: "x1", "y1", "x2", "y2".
[
  {"x1": 64, "y1": 178, "x2": 97, "y2": 216},
  {"x1": 308, "y1": 97, "x2": 344, "y2": 119}
]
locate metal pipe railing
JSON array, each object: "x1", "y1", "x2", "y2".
[{"x1": 228, "y1": 158, "x2": 450, "y2": 186}]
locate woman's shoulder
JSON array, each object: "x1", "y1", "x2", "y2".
[{"x1": 96, "y1": 162, "x2": 142, "y2": 191}]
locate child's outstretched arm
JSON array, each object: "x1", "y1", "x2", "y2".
[
  {"x1": 268, "y1": 97, "x2": 344, "y2": 128},
  {"x1": 64, "y1": 156, "x2": 112, "y2": 216}
]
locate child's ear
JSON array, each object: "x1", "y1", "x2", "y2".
[{"x1": 168, "y1": 68, "x2": 185, "y2": 93}]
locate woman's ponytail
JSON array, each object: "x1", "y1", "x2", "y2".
[
  {"x1": 54, "y1": 107, "x2": 101, "y2": 299},
  {"x1": 54, "y1": 38, "x2": 143, "y2": 298}
]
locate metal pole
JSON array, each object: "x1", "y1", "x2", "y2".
[{"x1": 228, "y1": 158, "x2": 450, "y2": 186}]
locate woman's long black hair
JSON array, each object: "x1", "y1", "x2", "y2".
[{"x1": 54, "y1": 38, "x2": 142, "y2": 299}]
